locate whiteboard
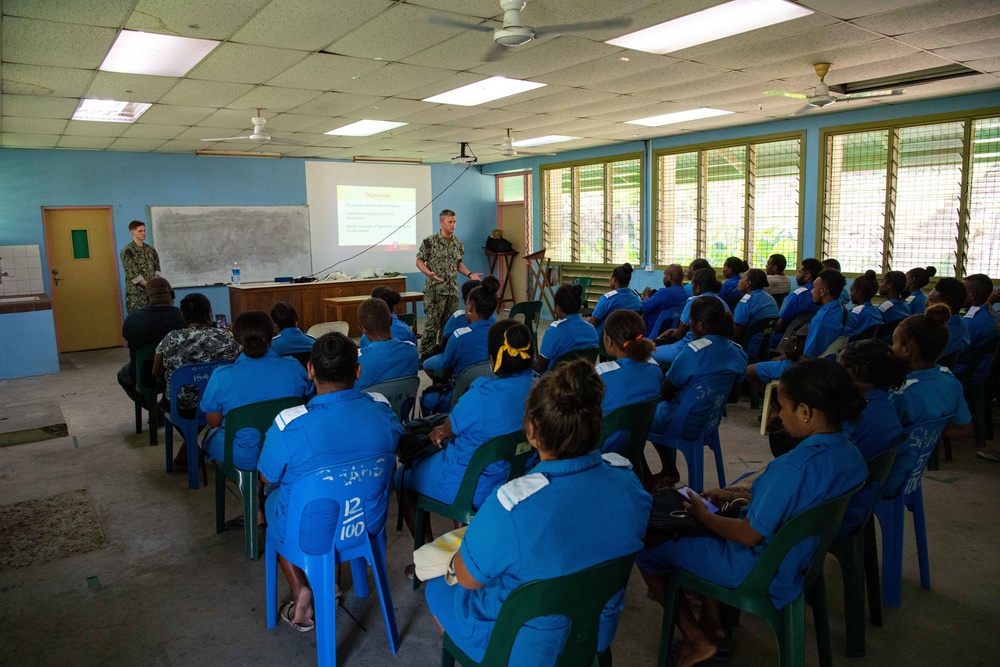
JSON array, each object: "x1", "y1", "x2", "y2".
[{"x1": 149, "y1": 206, "x2": 311, "y2": 287}]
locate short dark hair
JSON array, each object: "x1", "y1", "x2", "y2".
[
  {"x1": 839, "y1": 339, "x2": 908, "y2": 393},
  {"x1": 690, "y1": 296, "x2": 732, "y2": 337},
  {"x1": 269, "y1": 302, "x2": 298, "y2": 330},
  {"x1": 933, "y1": 277, "x2": 966, "y2": 316},
  {"x1": 691, "y1": 267, "x2": 721, "y2": 294},
  {"x1": 744, "y1": 268, "x2": 768, "y2": 291},
  {"x1": 778, "y1": 359, "x2": 866, "y2": 429},
  {"x1": 604, "y1": 310, "x2": 653, "y2": 362},
  {"x1": 822, "y1": 258, "x2": 841, "y2": 271},
  {"x1": 800, "y1": 258, "x2": 823, "y2": 282},
  {"x1": 964, "y1": 273, "x2": 994, "y2": 300},
  {"x1": 612, "y1": 262, "x2": 634, "y2": 287},
  {"x1": 524, "y1": 360, "x2": 603, "y2": 460},
  {"x1": 358, "y1": 298, "x2": 391, "y2": 337},
  {"x1": 370, "y1": 286, "x2": 400, "y2": 310},
  {"x1": 461, "y1": 278, "x2": 482, "y2": 302},
  {"x1": 488, "y1": 320, "x2": 534, "y2": 376},
  {"x1": 898, "y1": 304, "x2": 951, "y2": 364},
  {"x1": 690, "y1": 258, "x2": 711, "y2": 273},
  {"x1": 310, "y1": 333, "x2": 358, "y2": 385},
  {"x1": 768, "y1": 254, "x2": 787, "y2": 272},
  {"x1": 439, "y1": 209, "x2": 455, "y2": 220},
  {"x1": 128, "y1": 220, "x2": 145, "y2": 232},
  {"x1": 554, "y1": 283, "x2": 584, "y2": 314},
  {"x1": 180, "y1": 293, "x2": 211, "y2": 324},
  {"x1": 817, "y1": 268, "x2": 846, "y2": 301},
  {"x1": 232, "y1": 310, "x2": 273, "y2": 358}
]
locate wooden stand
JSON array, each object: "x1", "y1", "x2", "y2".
[
  {"x1": 484, "y1": 248, "x2": 518, "y2": 312},
  {"x1": 524, "y1": 249, "x2": 555, "y2": 314}
]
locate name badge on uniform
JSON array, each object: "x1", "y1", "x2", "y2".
[
  {"x1": 740, "y1": 294, "x2": 751, "y2": 303},
  {"x1": 604, "y1": 289, "x2": 618, "y2": 298},
  {"x1": 879, "y1": 301, "x2": 895, "y2": 312},
  {"x1": 851, "y1": 305, "x2": 864, "y2": 314},
  {"x1": 964, "y1": 305, "x2": 980, "y2": 319},
  {"x1": 794, "y1": 287, "x2": 808, "y2": 295}
]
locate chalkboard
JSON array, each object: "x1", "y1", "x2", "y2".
[{"x1": 149, "y1": 206, "x2": 311, "y2": 287}]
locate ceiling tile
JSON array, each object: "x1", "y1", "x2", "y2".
[
  {"x1": 329, "y1": 63, "x2": 456, "y2": 97},
  {"x1": 1, "y1": 117, "x2": 68, "y2": 134},
  {"x1": 446, "y1": 108, "x2": 536, "y2": 129},
  {"x1": 588, "y1": 101, "x2": 688, "y2": 123},
  {"x1": 57, "y1": 135, "x2": 116, "y2": 149},
  {"x1": 155, "y1": 140, "x2": 208, "y2": 153},
  {"x1": 354, "y1": 98, "x2": 437, "y2": 121},
  {"x1": 899, "y1": 14, "x2": 1000, "y2": 50},
  {"x1": 396, "y1": 104, "x2": 492, "y2": 126},
  {"x1": 965, "y1": 57, "x2": 1000, "y2": 73},
  {"x1": 480, "y1": 83, "x2": 572, "y2": 110},
  {"x1": 85, "y1": 72, "x2": 181, "y2": 103},
  {"x1": 1, "y1": 64, "x2": 94, "y2": 97},
  {"x1": 126, "y1": 0, "x2": 272, "y2": 40},
  {"x1": 157, "y1": 80, "x2": 255, "y2": 108},
  {"x1": 666, "y1": 12, "x2": 839, "y2": 60},
  {"x1": 225, "y1": 86, "x2": 323, "y2": 112},
  {"x1": 3, "y1": 133, "x2": 60, "y2": 148},
  {"x1": 517, "y1": 117, "x2": 617, "y2": 137},
  {"x1": 542, "y1": 57, "x2": 703, "y2": 93},
  {"x1": 231, "y1": 0, "x2": 393, "y2": 51},
  {"x1": 525, "y1": 0, "x2": 663, "y2": 37},
  {"x1": 135, "y1": 104, "x2": 215, "y2": 125},
  {"x1": 694, "y1": 23, "x2": 881, "y2": 70},
  {"x1": 186, "y1": 43, "x2": 309, "y2": 85},
  {"x1": 261, "y1": 113, "x2": 332, "y2": 132},
  {"x1": 394, "y1": 72, "x2": 486, "y2": 101},
  {"x1": 799, "y1": 0, "x2": 931, "y2": 21},
  {"x1": 470, "y1": 36, "x2": 624, "y2": 80},
  {"x1": 852, "y1": 0, "x2": 1000, "y2": 35},
  {"x1": 196, "y1": 109, "x2": 258, "y2": 129},
  {"x1": 394, "y1": 125, "x2": 472, "y2": 141},
  {"x1": 324, "y1": 4, "x2": 467, "y2": 62},
  {"x1": 2, "y1": 17, "x2": 117, "y2": 69},
  {"x1": 266, "y1": 53, "x2": 388, "y2": 91},
  {"x1": 742, "y1": 40, "x2": 928, "y2": 84},
  {"x1": 289, "y1": 91, "x2": 383, "y2": 117},
  {"x1": 3, "y1": 0, "x2": 134, "y2": 26},
  {"x1": 638, "y1": 71, "x2": 768, "y2": 103},
  {"x1": 932, "y1": 38, "x2": 1000, "y2": 62},
  {"x1": 121, "y1": 123, "x2": 187, "y2": 140},
  {"x1": 63, "y1": 120, "x2": 130, "y2": 137},
  {"x1": 2, "y1": 95, "x2": 80, "y2": 119},
  {"x1": 400, "y1": 29, "x2": 501, "y2": 71},
  {"x1": 108, "y1": 137, "x2": 168, "y2": 151}
]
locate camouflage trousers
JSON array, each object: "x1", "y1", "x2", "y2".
[{"x1": 420, "y1": 290, "x2": 458, "y2": 356}]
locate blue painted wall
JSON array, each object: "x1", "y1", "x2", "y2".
[{"x1": 0, "y1": 310, "x2": 60, "y2": 379}]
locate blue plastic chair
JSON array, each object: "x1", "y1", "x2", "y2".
[
  {"x1": 647, "y1": 372, "x2": 739, "y2": 493},
  {"x1": 649, "y1": 306, "x2": 683, "y2": 339},
  {"x1": 164, "y1": 360, "x2": 232, "y2": 490},
  {"x1": 364, "y1": 375, "x2": 420, "y2": 424},
  {"x1": 265, "y1": 454, "x2": 399, "y2": 667},
  {"x1": 872, "y1": 418, "x2": 949, "y2": 608}
]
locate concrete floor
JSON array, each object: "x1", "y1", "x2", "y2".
[{"x1": 0, "y1": 340, "x2": 997, "y2": 666}]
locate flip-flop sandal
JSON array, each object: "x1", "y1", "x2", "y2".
[
  {"x1": 976, "y1": 450, "x2": 1000, "y2": 462},
  {"x1": 279, "y1": 601, "x2": 315, "y2": 633}
]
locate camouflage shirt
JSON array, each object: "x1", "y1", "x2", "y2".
[
  {"x1": 416, "y1": 232, "x2": 465, "y2": 296},
  {"x1": 120, "y1": 241, "x2": 161, "y2": 313},
  {"x1": 156, "y1": 326, "x2": 240, "y2": 409}
]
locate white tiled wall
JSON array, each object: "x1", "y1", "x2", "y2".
[{"x1": 0, "y1": 245, "x2": 44, "y2": 296}]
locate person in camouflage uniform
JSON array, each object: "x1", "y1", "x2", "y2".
[
  {"x1": 416, "y1": 209, "x2": 483, "y2": 356},
  {"x1": 120, "y1": 219, "x2": 161, "y2": 313}
]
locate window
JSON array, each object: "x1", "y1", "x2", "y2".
[
  {"x1": 821, "y1": 113, "x2": 1000, "y2": 277},
  {"x1": 541, "y1": 155, "x2": 642, "y2": 264},
  {"x1": 654, "y1": 135, "x2": 802, "y2": 268}
]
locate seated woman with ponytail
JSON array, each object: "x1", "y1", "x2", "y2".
[
  {"x1": 639, "y1": 359, "x2": 867, "y2": 667},
  {"x1": 653, "y1": 268, "x2": 730, "y2": 365},
  {"x1": 424, "y1": 276, "x2": 500, "y2": 379},
  {"x1": 425, "y1": 360, "x2": 651, "y2": 666},
  {"x1": 398, "y1": 321, "x2": 536, "y2": 539},
  {"x1": 844, "y1": 270, "x2": 883, "y2": 339},
  {"x1": 596, "y1": 310, "x2": 662, "y2": 414},
  {"x1": 534, "y1": 283, "x2": 599, "y2": 372},
  {"x1": 878, "y1": 270, "x2": 912, "y2": 332},
  {"x1": 927, "y1": 277, "x2": 970, "y2": 358},
  {"x1": 904, "y1": 266, "x2": 936, "y2": 315},
  {"x1": 587, "y1": 262, "x2": 642, "y2": 338}
]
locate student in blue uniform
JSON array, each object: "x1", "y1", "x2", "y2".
[
  {"x1": 652, "y1": 269, "x2": 729, "y2": 365},
  {"x1": 822, "y1": 258, "x2": 852, "y2": 307},
  {"x1": 641, "y1": 263, "x2": 687, "y2": 338},
  {"x1": 587, "y1": 262, "x2": 642, "y2": 338},
  {"x1": 442, "y1": 278, "x2": 497, "y2": 340},
  {"x1": 927, "y1": 277, "x2": 970, "y2": 360},
  {"x1": 425, "y1": 359, "x2": 651, "y2": 667},
  {"x1": 638, "y1": 359, "x2": 867, "y2": 667},
  {"x1": 359, "y1": 286, "x2": 417, "y2": 347},
  {"x1": 534, "y1": 283, "x2": 600, "y2": 372},
  {"x1": 877, "y1": 271, "x2": 912, "y2": 338},
  {"x1": 424, "y1": 278, "x2": 499, "y2": 378},
  {"x1": 718, "y1": 256, "x2": 749, "y2": 308},
  {"x1": 749, "y1": 269, "x2": 846, "y2": 386},
  {"x1": 649, "y1": 297, "x2": 748, "y2": 488},
  {"x1": 596, "y1": 310, "x2": 662, "y2": 415},
  {"x1": 356, "y1": 298, "x2": 419, "y2": 390},
  {"x1": 683, "y1": 259, "x2": 712, "y2": 297},
  {"x1": 269, "y1": 302, "x2": 315, "y2": 357},
  {"x1": 771, "y1": 257, "x2": 823, "y2": 345},
  {"x1": 904, "y1": 266, "x2": 936, "y2": 315},
  {"x1": 732, "y1": 268, "x2": 779, "y2": 359},
  {"x1": 844, "y1": 270, "x2": 883, "y2": 339},
  {"x1": 398, "y1": 321, "x2": 536, "y2": 545},
  {"x1": 258, "y1": 332, "x2": 401, "y2": 631},
  {"x1": 955, "y1": 273, "x2": 1000, "y2": 383}
]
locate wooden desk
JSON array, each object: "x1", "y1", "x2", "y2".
[
  {"x1": 229, "y1": 277, "x2": 406, "y2": 334},
  {"x1": 324, "y1": 291, "x2": 424, "y2": 336}
]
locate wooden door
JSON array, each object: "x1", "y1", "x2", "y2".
[
  {"x1": 499, "y1": 203, "x2": 527, "y2": 302},
  {"x1": 43, "y1": 207, "x2": 122, "y2": 352}
]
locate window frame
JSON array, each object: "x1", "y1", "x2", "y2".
[{"x1": 651, "y1": 130, "x2": 806, "y2": 269}]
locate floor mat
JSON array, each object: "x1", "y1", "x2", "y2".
[
  {"x1": 0, "y1": 489, "x2": 106, "y2": 570},
  {"x1": 0, "y1": 400, "x2": 68, "y2": 447}
]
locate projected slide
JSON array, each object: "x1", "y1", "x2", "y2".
[{"x1": 336, "y1": 185, "x2": 416, "y2": 249}]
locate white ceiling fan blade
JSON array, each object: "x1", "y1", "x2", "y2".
[
  {"x1": 793, "y1": 104, "x2": 816, "y2": 116},
  {"x1": 534, "y1": 17, "x2": 632, "y2": 37},
  {"x1": 764, "y1": 90, "x2": 808, "y2": 99},
  {"x1": 839, "y1": 89, "x2": 906, "y2": 101},
  {"x1": 266, "y1": 136, "x2": 312, "y2": 146},
  {"x1": 201, "y1": 135, "x2": 253, "y2": 142},
  {"x1": 428, "y1": 15, "x2": 495, "y2": 33},
  {"x1": 481, "y1": 42, "x2": 510, "y2": 62}
]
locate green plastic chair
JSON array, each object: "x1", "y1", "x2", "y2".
[
  {"x1": 216, "y1": 396, "x2": 305, "y2": 561},
  {"x1": 826, "y1": 446, "x2": 898, "y2": 658},
  {"x1": 285, "y1": 351, "x2": 311, "y2": 369},
  {"x1": 550, "y1": 346, "x2": 600, "y2": 370},
  {"x1": 397, "y1": 312, "x2": 416, "y2": 328},
  {"x1": 441, "y1": 554, "x2": 635, "y2": 667},
  {"x1": 657, "y1": 485, "x2": 861, "y2": 667},
  {"x1": 452, "y1": 361, "x2": 496, "y2": 410},
  {"x1": 133, "y1": 343, "x2": 161, "y2": 445},
  {"x1": 412, "y1": 430, "x2": 533, "y2": 589},
  {"x1": 508, "y1": 300, "x2": 543, "y2": 351},
  {"x1": 599, "y1": 398, "x2": 658, "y2": 480}
]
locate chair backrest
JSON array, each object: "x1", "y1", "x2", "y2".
[
  {"x1": 550, "y1": 346, "x2": 600, "y2": 370},
  {"x1": 451, "y1": 430, "x2": 533, "y2": 523},
  {"x1": 599, "y1": 398, "x2": 658, "y2": 473},
  {"x1": 452, "y1": 361, "x2": 496, "y2": 408},
  {"x1": 883, "y1": 418, "x2": 950, "y2": 499},
  {"x1": 306, "y1": 321, "x2": 349, "y2": 338},
  {"x1": 571, "y1": 277, "x2": 593, "y2": 308},
  {"x1": 396, "y1": 312, "x2": 416, "y2": 327},
  {"x1": 283, "y1": 454, "x2": 393, "y2": 557},
  {"x1": 818, "y1": 335, "x2": 848, "y2": 360},
  {"x1": 839, "y1": 444, "x2": 899, "y2": 536},
  {"x1": 168, "y1": 360, "x2": 232, "y2": 421},
  {"x1": 771, "y1": 292, "x2": 789, "y2": 310},
  {"x1": 955, "y1": 337, "x2": 1000, "y2": 386},
  {"x1": 776, "y1": 311, "x2": 815, "y2": 348},
  {"x1": 364, "y1": 375, "x2": 420, "y2": 423},
  {"x1": 738, "y1": 316, "x2": 777, "y2": 361},
  {"x1": 474, "y1": 554, "x2": 636, "y2": 667},
  {"x1": 285, "y1": 351, "x2": 311, "y2": 369},
  {"x1": 662, "y1": 372, "x2": 739, "y2": 442},
  {"x1": 877, "y1": 319, "x2": 901, "y2": 343},
  {"x1": 650, "y1": 306, "x2": 683, "y2": 338},
  {"x1": 848, "y1": 323, "x2": 880, "y2": 343},
  {"x1": 509, "y1": 300, "x2": 543, "y2": 350},
  {"x1": 223, "y1": 396, "x2": 306, "y2": 473},
  {"x1": 134, "y1": 343, "x2": 158, "y2": 391}
]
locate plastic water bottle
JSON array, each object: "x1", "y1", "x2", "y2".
[{"x1": 231, "y1": 262, "x2": 241, "y2": 285}]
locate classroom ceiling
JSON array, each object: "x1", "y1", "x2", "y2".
[{"x1": 1, "y1": 0, "x2": 998, "y2": 164}]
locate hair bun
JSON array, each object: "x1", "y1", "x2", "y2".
[
  {"x1": 569, "y1": 283, "x2": 583, "y2": 298},
  {"x1": 550, "y1": 360, "x2": 602, "y2": 412},
  {"x1": 622, "y1": 263, "x2": 633, "y2": 274},
  {"x1": 926, "y1": 266, "x2": 937, "y2": 277},
  {"x1": 924, "y1": 302, "x2": 950, "y2": 328},
  {"x1": 481, "y1": 275, "x2": 500, "y2": 295},
  {"x1": 864, "y1": 269, "x2": 877, "y2": 280}
]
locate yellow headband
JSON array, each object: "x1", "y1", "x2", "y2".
[{"x1": 494, "y1": 331, "x2": 532, "y2": 372}]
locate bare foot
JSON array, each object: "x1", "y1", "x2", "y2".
[
  {"x1": 675, "y1": 638, "x2": 717, "y2": 667},
  {"x1": 292, "y1": 586, "x2": 314, "y2": 626}
]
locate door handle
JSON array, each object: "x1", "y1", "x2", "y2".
[{"x1": 52, "y1": 268, "x2": 62, "y2": 286}]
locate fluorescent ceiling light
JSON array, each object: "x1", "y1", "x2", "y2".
[
  {"x1": 513, "y1": 135, "x2": 578, "y2": 147},
  {"x1": 423, "y1": 76, "x2": 546, "y2": 106},
  {"x1": 72, "y1": 99, "x2": 152, "y2": 123},
  {"x1": 626, "y1": 108, "x2": 732, "y2": 127},
  {"x1": 325, "y1": 120, "x2": 408, "y2": 136},
  {"x1": 100, "y1": 30, "x2": 219, "y2": 77},
  {"x1": 606, "y1": 0, "x2": 813, "y2": 55}
]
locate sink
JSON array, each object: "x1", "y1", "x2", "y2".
[{"x1": 0, "y1": 295, "x2": 43, "y2": 303}]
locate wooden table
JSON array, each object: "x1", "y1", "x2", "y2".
[
  {"x1": 485, "y1": 249, "x2": 518, "y2": 312},
  {"x1": 324, "y1": 291, "x2": 424, "y2": 336}
]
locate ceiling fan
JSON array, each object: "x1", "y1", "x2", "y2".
[
  {"x1": 497, "y1": 129, "x2": 556, "y2": 158},
  {"x1": 200, "y1": 110, "x2": 310, "y2": 145},
  {"x1": 766, "y1": 63, "x2": 905, "y2": 115},
  {"x1": 435, "y1": 0, "x2": 632, "y2": 62}
]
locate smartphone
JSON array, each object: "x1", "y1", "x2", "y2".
[
  {"x1": 215, "y1": 314, "x2": 227, "y2": 329},
  {"x1": 677, "y1": 486, "x2": 720, "y2": 514}
]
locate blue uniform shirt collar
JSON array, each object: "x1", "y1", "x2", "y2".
[
  {"x1": 308, "y1": 388, "x2": 364, "y2": 407},
  {"x1": 564, "y1": 313, "x2": 583, "y2": 321},
  {"x1": 468, "y1": 319, "x2": 491, "y2": 330},
  {"x1": 236, "y1": 349, "x2": 279, "y2": 363},
  {"x1": 531, "y1": 450, "x2": 604, "y2": 477}
]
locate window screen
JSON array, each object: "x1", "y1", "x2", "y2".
[
  {"x1": 610, "y1": 158, "x2": 641, "y2": 265},
  {"x1": 753, "y1": 139, "x2": 801, "y2": 269},
  {"x1": 704, "y1": 146, "x2": 747, "y2": 266},
  {"x1": 656, "y1": 152, "x2": 698, "y2": 266},
  {"x1": 542, "y1": 167, "x2": 573, "y2": 262},
  {"x1": 967, "y1": 117, "x2": 1000, "y2": 276}
]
